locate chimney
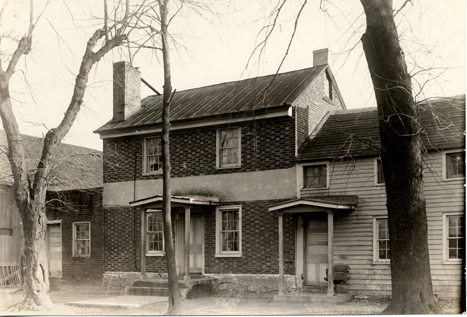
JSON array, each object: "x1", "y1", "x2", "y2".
[
  {"x1": 112, "y1": 61, "x2": 141, "y2": 122},
  {"x1": 313, "y1": 48, "x2": 329, "y2": 67}
]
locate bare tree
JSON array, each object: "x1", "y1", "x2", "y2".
[{"x1": 0, "y1": 0, "x2": 143, "y2": 309}]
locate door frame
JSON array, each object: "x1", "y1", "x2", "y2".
[{"x1": 47, "y1": 220, "x2": 62, "y2": 278}]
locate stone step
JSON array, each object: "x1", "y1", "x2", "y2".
[
  {"x1": 125, "y1": 286, "x2": 190, "y2": 298},
  {"x1": 273, "y1": 292, "x2": 353, "y2": 303}
]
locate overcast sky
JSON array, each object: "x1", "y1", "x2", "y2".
[{"x1": 1, "y1": 0, "x2": 465, "y2": 150}]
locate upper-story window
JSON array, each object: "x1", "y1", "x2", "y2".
[
  {"x1": 303, "y1": 164, "x2": 328, "y2": 188},
  {"x1": 445, "y1": 151, "x2": 465, "y2": 180},
  {"x1": 324, "y1": 73, "x2": 332, "y2": 100},
  {"x1": 216, "y1": 128, "x2": 241, "y2": 169},
  {"x1": 144, "y1": 137, "x2": 162, "y2": 174},
  {"x1": 375, "y1": 158, "x2": 385, "y2": 185}
]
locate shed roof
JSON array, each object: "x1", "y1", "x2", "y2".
[
  {"x1": 0, "y1": 130, "x2": 103, "y2": 191},
  {"x1": 96, "y1": 65, "x2": 327, "y2": 134},
  {"x1": 298, "y1": 95, "x2": 466, "y2": 161}
]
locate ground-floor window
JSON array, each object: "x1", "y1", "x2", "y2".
[
  {"x1": 73, "y1": 222, "x2": 90, "y2": 257},
  {"x1": 373, "y1": 217, "x2": 390, "y2": 263},
  {"x1": 216, "y1": 205, "x2": 242, "y2": 257},
  {"x1": 147, "y1": 210, "x2": 164, "y2": 255},
  {"x1": 444, "y1": 213, "x2": 464, "y2": 262}
]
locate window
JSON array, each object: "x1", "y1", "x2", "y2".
[
  {"x1": 147, "y1": 211, "x2": 164, "y2": 255},
  {"x1": 0, "y1": 228, "x2": 13, "y2": 236},
  {"x1": 144, "y1": 137, "x2": 162, "y2": 174},
  {"x1": 216, "y1": 128, "x2": 241, "y2": 168},
  {"x1": 324, "y1": 73, "x2": 332, "y2": 100},
  {"x1": 444, "y1": 214, "x2": 464, "y2": 262},
  {"x1": 373, "y1": 217, "x2": 390, "y2": 262},
  {"x1": 73, "y1": 222, "x2": 90, "y2": 257},
  {"x1": 303, "y1": 164, "x2": 328, "y2": 188},
  {"x1": 375, "y1": 158, "x2": 385, "y2": 185},
  {"x1": 445, "y1": 151, "x2": 465, "y2": 179},
  {"x1": 216, "y1": 206, "x2": 242, "y2": 257}
]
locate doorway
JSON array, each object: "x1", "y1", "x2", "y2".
[
  {"x1": 176, "y1": 213, "x2": 203, "y2": 274},
  {"x1": 47, "y1": 223, "x2": 62, "y2": 277},
  {"x1": 305, "y1": 214, "x2": 327, "y2": 286}
]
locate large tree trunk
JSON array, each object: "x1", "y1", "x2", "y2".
[
  {"x1": 159, "y1": 0, "x2": 181, "y2": 314},
  {"x1": 359, "y1": 0, "x2": 435, "y2": 313}
]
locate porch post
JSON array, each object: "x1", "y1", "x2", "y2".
[
  {"x1": 295, "y1": 215, "x2": 304, "y2": 290},
  {"x1": 184, "y1": 206, "x2": 191, "y2": 281},
  {"x1": 141, "y1": 209, "x2": 147, "y2": 279},
  {"x1": 278, "y1": 213, "x2": 284, "y2": 295},
  {"x1": 327, "y1": 210, "x2": 334, "y2": 296}
]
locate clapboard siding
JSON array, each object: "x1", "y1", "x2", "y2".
[
  {"x1": 300, "y1": 150, "x2": 464, "y2": 298},
  {"x1": 0, "y1": 186, "x2": 23, "y2": 263}
]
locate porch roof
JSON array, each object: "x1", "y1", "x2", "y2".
[
  {"x1": 268, "y1": 195, "x2": 358, "y2": 213},
  {"x1": 129, "y1": 194, "x2": 219, "y2": 207}
]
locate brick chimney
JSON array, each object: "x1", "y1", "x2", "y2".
[
  {"x1": 313, "y1": 48, "x2": 329, "y2": 67},
  {"x1": 112, "y1": 61, "x2": 141, "y2": 122}
]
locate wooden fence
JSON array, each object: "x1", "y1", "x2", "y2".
[{"x1": 0, "y1": 262, "x2": 22, "y2": 289}]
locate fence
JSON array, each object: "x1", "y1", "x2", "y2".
[{"x1": 0, "y1": 262, "x2": 22, "y2": 289}]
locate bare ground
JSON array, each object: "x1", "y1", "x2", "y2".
[{"x1": 0, "y1": 278, "x2": 462, "y2": 315}]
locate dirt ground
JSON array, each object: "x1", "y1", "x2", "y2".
[{"x1": 0, "y1": 278, "x2": 463, "y2": 315}]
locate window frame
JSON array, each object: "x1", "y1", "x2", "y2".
[
  {"x1": 374, "y1": 158, "x2": 385, "y2": 186},
  {"x1": 324, "y1": 72, "x2": 333, "y2": 100},
  {"x1": 216, "y1": 127, "x2": 241, "y2": 169},
  {"x1": 373, "y1": 217, "x2": 390, "y2": 264},
  {"x1": 443, "y1": 150, "x2": 465, "y2": 181},
  {"x1": 443, "y1": 213, "x2": 464, "y2": 263},
  {"x1": 302, "y1": 163, "x2": 329, "y2": 189},
  {"x1": 72, "y1": 222, "x2": 91, "y2": 258},
  {"x1": 143, "y1": 136, "x2": 163, "y2": 175},
  {"x1": 215, "y1": 205, "x2": 242, "y2": 257},
  {"x1": 146, "y1": 209, "x2": 165, "y2": 256}
]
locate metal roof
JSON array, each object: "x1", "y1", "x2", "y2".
[
  {"x1": 298, "y1": 95, "x2": 466, "y2": 161},
  {"x1": 96, "y1": 65, "x2": 327, "y2": 134}
]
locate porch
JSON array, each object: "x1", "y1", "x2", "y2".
[{"x1": 269, "y1": 195, "x2": 358, "y2": 301}]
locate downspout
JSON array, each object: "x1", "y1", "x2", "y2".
[{"x1": 133, "y1": 150, "x2": 138, "y2": 271}]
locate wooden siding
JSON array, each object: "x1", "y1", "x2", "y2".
[
  {"x1": 300, "y1": 150, "x2": 464, "y2": 298},
  {"x1": 0, "y1": 186, "x2": 23, "y2": 263}
]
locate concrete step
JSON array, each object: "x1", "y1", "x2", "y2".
[
  {"x1": 125, "y1": 286, "x2": 190, "y2": 298},
  {"x1": 273, "y1": 292, "x2": 353, "y2": 303}
]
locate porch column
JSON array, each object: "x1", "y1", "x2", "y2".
[
  {"x1": 327, "y1": 210, "x2": 334, "y2": 296},
  {"x1": 141, "y1": 209, "x2": 147, "y2": 279},
  {"x1": 278, "y1": 213, "x2": 284, "y2": 295},
  {"x1": 295, "y1": 215, "x2": 304, "y2": 290},
  {"x1": 184, "y1": 206, "x2": 191, "y2": 281}
]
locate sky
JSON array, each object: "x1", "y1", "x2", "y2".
[{"x1": 0, "y1": 0, "x2": 465, "y2": 150}]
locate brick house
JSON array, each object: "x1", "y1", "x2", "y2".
[
  {"x1": 0, "y1": 130, "x2": 104, "y2": 284},
  {"x1": 94, "y1": 48, "x2": 348, "y2": 292},
  {"x1": 270, "y1": 96, "x2": 464, "y2": 298}
]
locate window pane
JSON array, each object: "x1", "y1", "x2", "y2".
[
  {"x1": 304, "y1": 165, "x2": 327, "y2": 188},
  {"x1": 147, "y1": 212, "x2": 164, "y2": 252},
  {"x1": 446, "y1": 152, "x2": 465, "y2": 178},
  {"x1": 377, "y1": 159, "x2": 385, "y2": 183},
  {"x1": 147, "y1": 138, "x2": 162, "y2": 172}
]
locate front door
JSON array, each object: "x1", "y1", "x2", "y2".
[
  {"x1": 176, "y1": 213, "x2": 203, "y2": 274},
  {"x1": 305, "y1": 214, "x2": 327, "y2": 286},
  {"x1": 47, "y1": 223, "x2": 62, "y2": 277}
]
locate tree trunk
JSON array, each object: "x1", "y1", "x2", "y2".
[
  {"x1": 359, "y1": 0, "x2": 435, "y2": 313},
  {"x1": 159, "y1": 0, "x2": 181, "y2": 314}
]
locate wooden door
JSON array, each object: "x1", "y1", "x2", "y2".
[
  {"x1": 306, "y1": 214, "x2": 327, "y2": 286},
  {"x1": 189, "y1": 214, "x2": 203, "y2": 273},
  {"x1": 47, "y1": 223, "x2": 62, "y2": 277}
]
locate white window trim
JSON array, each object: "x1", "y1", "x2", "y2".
[
  {"x1": 442, "y1": 150, "x2": 465, "y2": 181},
  {"x1": 216, "y1": 127, "x2": 242, "y2": 169},
  {"x1": 302, "y1": 162, "x2": 330, "y2": 189},
  {"x1": 143, "y1": 136, "x2": 163, "y2": 176},
  {"x1": 72, "y1": 222, "x2": 91, "y2": 258},
  {"x1": 146, "y1": 209, "x2": 165, "y2": 256},
  {"x1": 373, "y1": 216, "x2": 390, "y2": 264},
  {"x1": 442, "y1": 212, "x2": 464, "y2": 264},
  {"x1": 374, "y1": 158, "x2": 385, "y2": 186},
  {"x1": 215, "y1": 205, "x2": 242, "y2": 257}
]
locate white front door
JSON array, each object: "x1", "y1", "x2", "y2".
[
  {"x1": 47, "y1": 223, "x2": 62, "y2": 277},
  {"x1": 305, "y1": 214, "x2": 328, "y2": 286}
]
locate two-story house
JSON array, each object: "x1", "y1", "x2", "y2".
[
  {"x1": 270, "y1": 96, "x2": 465, "y2": 299},
  {"x1": 94, "y1": 49, "x2": 347, "y2": 292}
]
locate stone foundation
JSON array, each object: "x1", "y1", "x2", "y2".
[{"x1": 205, "y1": 274, "x2": 295, "y2": 294}]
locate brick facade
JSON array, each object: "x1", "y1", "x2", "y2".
[{"x1": 46, "y1": 188, "x2": 104, "y2": 279}]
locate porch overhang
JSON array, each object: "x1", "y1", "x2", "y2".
[
  {"x1": 268, "y1": 196, "x2": 358, "y2": 213},
  {"x1": 129, "y1": 194, "x2": 219, "y2": 208}
]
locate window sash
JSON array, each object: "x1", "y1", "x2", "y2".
[
  {"x1": 446, "y1": 152, "x2": 465, "y2": 179},
  {"x1": 304, "y1": 165, "x2": 327, "y2": 188},
  {"x1": 447, "y1": 215, "x2": 464, "y2": 259},
  {"x1": 147, "y1": 212, "x2": 164, "y2": 253},
  {"x1": 376, "y1": 218, "x2": 390, "y2": 260},
  {"x1": 146, "y1": 138, "x2": 162, "y2": 173},
  {"x1": 219, "y1": 129, "x2": 240, "y2": 167},
  {"x1": 73, "y1": 223, "x2": 90, "y2": 257},
  {"x1": 377, "y1": 159, "x2": 385, "y2": 184},
  {"x1": 220, "y1": 210, "x2": 239, "y2": 252}
]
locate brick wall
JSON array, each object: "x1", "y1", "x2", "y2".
[
  {"x1": 204, "y1": 200, "x2": 295, "y2": 275},
  {"x1": 103, "y1": 116, "x2": 296, "y2": 183},
  {"x1": 46, "y1": 188, "x2": 104, "y2": 279},
  {"x1": 295, "y1": 70, "x2": 345, "y2": 152}
]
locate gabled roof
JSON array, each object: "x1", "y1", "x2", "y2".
[
  {"x1": 96, "y1": 65, "x2": 328, "y2": 134},
  {"x1": 268, "y1": 195, "x2": 358, "y2": 212},
  {"x1": 0, "y1": 130, "x2": 103, "y2": 191},
  {"x1": 298, "y1": 95, "x2": 466, "y2": 161}
]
